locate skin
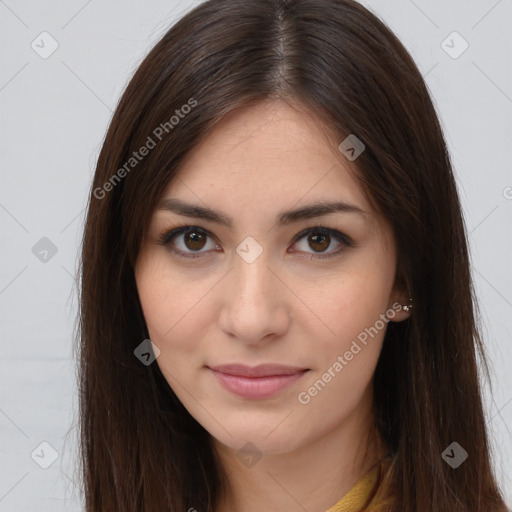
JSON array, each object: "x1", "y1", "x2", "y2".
[{"x1": 135, "y1": 99, "x2": 411, "y2": 512}]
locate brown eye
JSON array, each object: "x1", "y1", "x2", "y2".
[
  {"x1": 158, "y1": 226, "x2": 218, "y2": 259},
  {"x1": 290, "y1": 226, "x2": 353, "y2": 260},
  {"x1": 158, "y1": 225, "x2": 353, "y2": 261},
  {"x1": 183, "y1": 230, "x2": 207, "y2": 251},
  {"x1": 308, "y1": 232, "x2": 331, "y2": 253}
]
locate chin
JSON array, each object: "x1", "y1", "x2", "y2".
[{"x1": 208, "y1": 420, "x2": 303, "y2": 456}]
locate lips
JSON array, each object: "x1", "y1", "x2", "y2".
[
  {"x1": 208, "y1": 363, "x2": 309, "y2": 377},
  {"x1": 207, "y1": 363, "x2": 310, "y2": 399}
]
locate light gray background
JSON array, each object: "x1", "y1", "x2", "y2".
[{"x1": 1, "y1": 0, "x2": 511, "y2": 510}]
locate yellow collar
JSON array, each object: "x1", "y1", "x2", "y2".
[{"x1": 326, "y1": 455, "x2": 394, "y2": 512}]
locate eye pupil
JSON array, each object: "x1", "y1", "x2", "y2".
[
  {"x1": 309, "y1": 233, "x2": 330, "y2": 252},
  {"x1": 185, "y1": 231, "x2": 206, "y2": 250}
]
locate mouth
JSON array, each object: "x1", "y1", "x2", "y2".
[
  {"x1": 208, "y1": 363, "x2": 309, "y2": 377},
  {"x1": 207, "y1": 363, "x2": 310, "y2": 399}
]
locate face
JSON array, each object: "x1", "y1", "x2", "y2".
[{"x1": 135, "y1": 99, "x2": 410, "y2": 456}]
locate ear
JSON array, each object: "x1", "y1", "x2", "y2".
[{"x1": 387, "y1": 271, "x2": 412, "y2": 323}]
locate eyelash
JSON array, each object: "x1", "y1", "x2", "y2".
[{"x1": 156, "y1": 224, "x2": 354, "y2": 261}]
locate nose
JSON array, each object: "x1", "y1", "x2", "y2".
[{"x1": 218, "y1": 249, "x2": 291, "y2": 346}]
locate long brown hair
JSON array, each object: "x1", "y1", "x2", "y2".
[{"x1": 76, "y1": 0, "x2": 508, "y2": 510}]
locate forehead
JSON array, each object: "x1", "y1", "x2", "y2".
[{"x1": 162, "y1": 99, "x2": 371, "y2": 215}]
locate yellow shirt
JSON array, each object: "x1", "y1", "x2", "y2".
[{"x1": 326, "y1": 455, "x2": 395, "y2": 512}]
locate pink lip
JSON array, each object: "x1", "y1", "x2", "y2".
[{"x1": 208, "y1": 364, "x2": 309, "y2": 399}]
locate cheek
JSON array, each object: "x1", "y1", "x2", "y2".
[
  {"x1": 307, "y1": 270, "x2": 393, "y2": 348},
  {"x1": 135, "y1": 253, "x2": 219, "y2": 364},
  {"x1": 298, "y1": 299, "x2": 387, "y2": 420},
  {"x1": 136, "y1": 271, "x2": 202, "y2": 393},
  {"x1": 136, "y1": 253, "x2": 184, "y2": 346},
  {"x1": 136, "y1": 265, "x2": 171, "y2": 340},
  {"x1": 301, "y1": 251, "x2": 394, "y2": 386}
]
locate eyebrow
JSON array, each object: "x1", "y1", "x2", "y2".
[{"x1": 157, "y1": 198, "x2": 368, "y2": 228}]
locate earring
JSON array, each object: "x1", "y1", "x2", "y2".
[{"x1": 402, "y1": 297, "x2": 413, "y2": 312}]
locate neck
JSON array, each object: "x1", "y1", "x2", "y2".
[{"x1": 212, "y1": 393, "x2": 388, "y2": 512}]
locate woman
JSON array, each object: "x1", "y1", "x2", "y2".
[{"x1": 77, "y1": 0, "x2": 509, "y2": 510}]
